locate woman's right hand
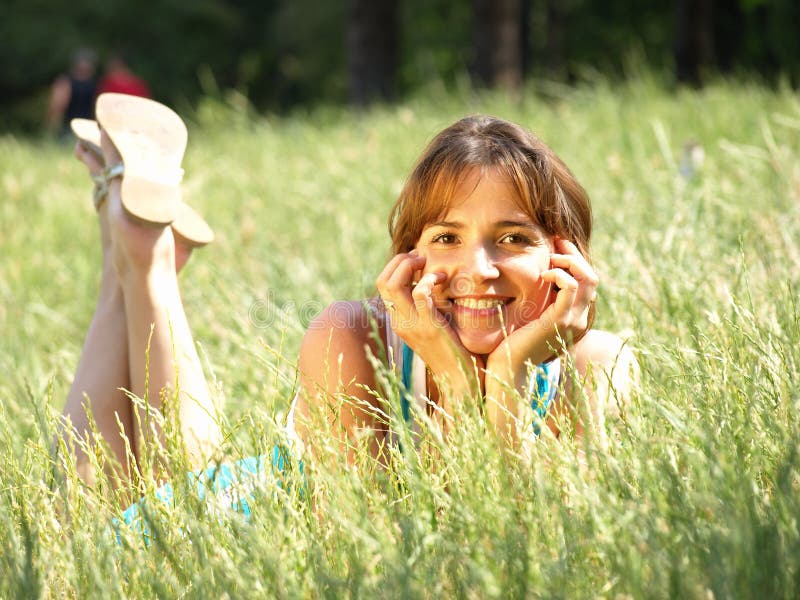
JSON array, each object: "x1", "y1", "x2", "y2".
[{"x1": 375, "y1": 250, "x2": 483, "y2": 398}]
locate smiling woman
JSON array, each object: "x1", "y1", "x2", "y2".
[
  {"x1": 293, "y1": 115, "x2": 637, "y2": 458},
  {"x1": 412, "y1": 168, "x2": 555, "y2": 356},
  {"x1": 61, "y1": 102, "x2": 636, "y2": 525}
]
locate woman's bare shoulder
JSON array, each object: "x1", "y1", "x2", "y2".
[
  {"x1": 302, "y1": 300, "x2": 381, "y2": 342},
  {"x1": 569, "y1": 329, "x2": 639, "y2": 412},
  {"x1": 298, "y1": 299, "x2": 385, "y2": 373},
  {"x1": 572, "y1": 329, "x2": 637, "y2": 371}
]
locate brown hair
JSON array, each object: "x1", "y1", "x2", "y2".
[
  {"x1": 389, "y1": 115, "x2": 592, "y2": 255},
  {"x1": 388, "y1": 114, "x2": 595, "y2": 327}
]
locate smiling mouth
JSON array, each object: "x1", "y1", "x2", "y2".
[{"x1": 449, "y1": 296, "x2": 514, "y2": 314}]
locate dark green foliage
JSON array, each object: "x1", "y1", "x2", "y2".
[{"x1": 3, "y1": 0, "x2": 800, "y2": 131}]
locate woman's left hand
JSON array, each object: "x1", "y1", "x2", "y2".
[
  {"x1": 484, "y1": 237, "x2": 597, "y2": 443},
  {"x1": 486, "y1": 238, "x2": 598, "y2": 384}
]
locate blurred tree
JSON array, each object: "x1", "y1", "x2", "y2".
[
  {"x1": 713, "y1": 0, "x2": 744, "y2": 73},
  {"x1": 398, "y1": 0, "x2": 471, "y2": 91},
  {"x1": 471, "y1": 0, "x2": 523, "y2": 90},
  {"x1": 674, "y1": 0, "x2": 714, "y2": 85},
  {"x1": 346, "y1": 0, "x2": 398, "y2": 106},
  {"x1": 258, "y1": 0, "x2": 346, "y2": 107},
  {"x1": 1, "y1": 0, "x2": 799, "y2": 132},
  {"x1": 544, "y1": 0, "x2": 567, "y2": 78},
  {"x1": 672, "y1": 0, "x2": 799, "y2": 87}
]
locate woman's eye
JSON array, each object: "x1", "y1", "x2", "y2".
[
  {"x1": 432, "y1": 233, "x2": 457, "y2": 244},
  {"x1": 500, "y1": 233, "x2": 531, "y2": 245}
]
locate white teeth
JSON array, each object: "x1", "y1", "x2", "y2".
[{"x1": 453, "y1": 298, "x2": 506, "y2": 310}]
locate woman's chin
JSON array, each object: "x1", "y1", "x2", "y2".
[{"x1": 455, "y1": 329, "x2": 505, "y2": 356}]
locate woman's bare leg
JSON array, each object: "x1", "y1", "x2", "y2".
[
  {"x1": 102, "y1": 136, "x2": 221, "y2": 470},
  {"x1": 61, "y1": 145, "x2": 133, "y2": 485},
  {"x1": 63, "y1": 133, "x2": 221, "y2": 487}
]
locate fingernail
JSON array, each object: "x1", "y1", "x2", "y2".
[{"x1": 408, "y1": 248, "x2": 419, "y2": 256}]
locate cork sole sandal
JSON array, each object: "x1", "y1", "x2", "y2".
[
  {"x1": 71, "y1": 116, "x2": 214, "y2": 247},
  {"x1": 95, "y1": 93, "x2": 185, "y2": 226}
]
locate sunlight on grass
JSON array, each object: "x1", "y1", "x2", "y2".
[{"x1": 1, "y1": 76, "x2": 799, "y2": 597}]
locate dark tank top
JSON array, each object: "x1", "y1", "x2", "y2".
[{"x1": 64, "y1": 76, "x2": 96, "y2": 126}]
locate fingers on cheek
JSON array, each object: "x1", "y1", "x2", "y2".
[
  {"x1": 376, "y1": 254, "x2": 406, "y2": 286},
  {"x1": 555, "y1": 238, "x2": 580, "y2": 254},
  {"x1": 413, "y1": 272, "x2": 444, "y2": 294},
  {"x1": 411, "y1": 285, "x2": 430, "y2": 304},
  {"x1": 410, "y1": 256, "x2": 428, "y2": 281},
  {"x1": 387, "y1": 257, "x2": 420, "y2": 290},
  {"x1": 424, "y1": 270, "x2": 447, "y2": 285},
  {"x1": 542, "y1": 268, "x2": 577, "y2": 291},
  {"x1": 550, "y1": 254, "x2": 596, "y2": 283}
]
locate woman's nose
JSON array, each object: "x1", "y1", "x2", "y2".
[{"x1": 462, "y1": 245, "x2": 500, "y2": 281}]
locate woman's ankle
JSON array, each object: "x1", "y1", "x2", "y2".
[
  {"x1": 117, "y1": 261, "x2": 180, "y2": 301},
  {"x1": 109, "y1": 218, "x2": 177, "y2": 284}
]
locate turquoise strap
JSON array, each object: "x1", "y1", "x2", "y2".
[
  {"x1": 400, "y1": 342, "x2": 556, "y2": 435},
  {"x1": 530, "y1": 362, "x2": 558, "y2": 435},
  {"x1": 400, "y1": 342, "x2": 414, "y2": 422},
  {"x1": 531, "y1": 367, "x2": 553, "y2": 418}
]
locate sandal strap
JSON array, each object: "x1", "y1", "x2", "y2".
[
  {"x1": 105, "y1": 163, "x2": 125, "y2": 180},
  {"x1": 89, "y1": 162, "x2": 183, "y2": 211},
  {"x1": 91, "y1": 163, "x2": 125, "y2": 210},
  {"x1": 92, "y1": 182, "x2": 108, "y2": 210}
]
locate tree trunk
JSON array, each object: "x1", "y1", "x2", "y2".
[
  {"x1": 713, "y1": 0, "x2": 743, "y2": 73},
  {"x1": 346, "y1": 0, "x2": 398, "y2": 107},
  {"x1": 472, "y1": 0, "x2": 523, "y2": 90},
  {"x1": 674, "y1": 0, "x2": 714, "y2": 86},
  {"x1": 520, "y1": 0, "x2": 532, "y2": 76},
  {"x1": 545, "y1": 0, "x2": 566, "y2": 78}
]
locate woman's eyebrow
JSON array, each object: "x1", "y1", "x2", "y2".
[
  {"x1": 496, "y1": 220, "x2": 539, "y2": 230},
  {"x1": 425, "y1": 220, "x2": 463, "y2": 229}
]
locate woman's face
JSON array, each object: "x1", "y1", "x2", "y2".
[{"x1": 415, "y1": 167, "x2": 554, "y2": 355}]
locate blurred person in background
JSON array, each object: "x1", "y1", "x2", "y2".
[
  {"x1": 98, "y1": 54, "x2": 151, "y2": 98},
  {"x1": 47, "y1": 48, "x2": 98, "y2": 138}
]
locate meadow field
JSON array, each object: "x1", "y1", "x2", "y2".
[{"x1": 1, "y1": 76, "x2": 799, "y2": 597}]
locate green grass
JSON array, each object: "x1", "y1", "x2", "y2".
[{"x1": 2, "y1": 76, "x2": 800, "y2": 597}]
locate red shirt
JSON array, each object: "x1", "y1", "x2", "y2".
[{"x1": 98, "y1": 71, "x2": 151, "y2": 98}]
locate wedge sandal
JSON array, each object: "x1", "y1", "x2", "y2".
[
  {"x1": 95, "y1": 93, "x2": 185, "y2": 226},
  {"x1": 71, "y1": 115, "x2": 214, "y2": 247}
]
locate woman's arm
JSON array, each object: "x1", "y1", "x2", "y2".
[
  {"x1": 294, "y1": 301, "x2": 388, "y2": 466},
  {"x1": 376, "y1": 251, "x2": 483, "y2": 434},
  {"x1": 554, "y1": 330, "x2": 639, "y2": 447},
  {"x1": 484, "y1": 238, "x2": 598, "y2": 446},
  {"x1": 47, "y1": 75, "x2": 71, "y2": 133}
]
